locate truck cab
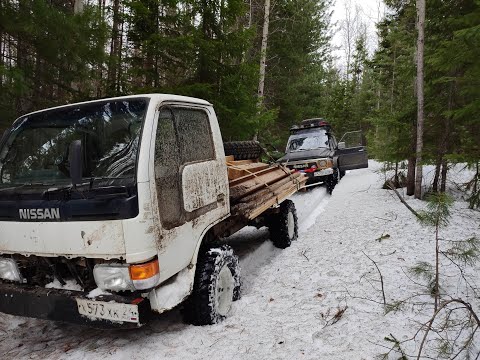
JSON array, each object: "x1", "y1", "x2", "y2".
[
  {"x1": 0, "y1": 94, "x2": 303, "y2": 327},
  {"x1": 0, "y1": 94, "x2": 235, "y2": 326},
  {"x1": 278, "y1": 118, "x2": 368, "y2": 193}
]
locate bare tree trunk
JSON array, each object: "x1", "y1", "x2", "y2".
[
  {"x1": 406, "y1": 118, "x2": 417, "y2": 195},
  {"x1": 107, "y1": 0, "x2": 121, "y2": 95},
  {"x1": 73, "y1": 0, "x2": 83, "y2": 14},
  {"x1": 440, "y1": 159, "x2": 448, "y2": 193},
  {"x1": 117, "y1": 8, "x2": 125, "y2": 94},
  {"x1": 254, "y1": 0, "x2": 270, "y2": 141},
  {"x1": 432, "y1": 157, "x2": 441, "y2": 192},
  {"x1": 414, "y1": 0, "x2": 426, "y2": 199},
  {"x1": 407, "y1": 157, "x2": 416, "y2": 195},
  {"x1": 257, "y1": 0, "x2": 270, "y2": 109},
  {"x1": 16, "y1": 1, "x2": 28, "y2": 114},
  {"x1": 248, "y1": 0, "x2": 253, "y2": 28},
  {"x1": 394, "y1": 161, "x2": 399, "y2": 185},
  {"x1": 69, "y1": 1, "x2": 84, "y2": 94}
]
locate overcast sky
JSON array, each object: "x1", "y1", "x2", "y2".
[{"x1": 329, "y1": 0, "x2": 386, "y2": 71}]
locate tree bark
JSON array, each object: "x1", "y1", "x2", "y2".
[
  {"x1": 440, "y1": 158, "x2": 447, "y2": 193},
  {"x1": 254, "y1": 0, "x2": 270, "y2": 141},
  {"x1": 432, "y1": 156, "x2": 442, "y2": 193},
  {"x1": 406, "y1": 118, "x2": 417, "y2": 195},
  {"x1": 257, "y1": 0, "x2": 270, "y2": 110},
  {"x1": 407, "y1": 156, "x2": 416, "y2": 195},
  {"x1": 414, "y1": 0, "x2": 426, "y2": 199},
  {"x1": 107, "y1": 0, "x2": 121, "y2": 95},
  {"x1": 73, "y1": 0, "x2": 83, "y2": 14}
]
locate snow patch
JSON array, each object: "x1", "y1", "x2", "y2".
[
  {"x1": 45, "y1": 278, "x2": 83, "y2": 292},
  {"x1": 149, "y1": 267, "x2": 194, "y2": 311},
  {"x1": 1, "y1": 160, "x2": 478, "y2": 360},
  {"x1": 87, "y1": 287, "x2": 112, "y2": 299}
]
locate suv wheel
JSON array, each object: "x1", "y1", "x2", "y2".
[{"x1": 326, "y1": 174, "x2": 337, "y2": 194}]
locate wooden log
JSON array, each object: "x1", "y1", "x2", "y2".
[
  {"x1": 231, "y1": 182, "x2": 299, "y2": 220},
  {"x1": 227, "y1": 163, "x2": 270, "y2": 181},
  {"x1": 229, "y1": 168, "x2": 291, "y2": 200},
  {"x1": 231, "y1": 172, "x2": 307, "y2": 220},
  {"x1": 238, "y1": 182, "x2": 296, "y2": 214},
  {"x1": 233, "y1": 172, "x2": 304, "y2": 205},
  {"x1": 229, "y1": 165, "x2": 289, "y2": 187},
  {"x1": 226, "y1": 159, "x2": 255, "y2": 165},
  {"x1": 247, "y1": 186, "x2": 300, "y2": 220},
  {"x1": 231, "y1": 174, "x2": 306, "y2": 214}
]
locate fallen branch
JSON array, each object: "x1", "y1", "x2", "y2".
[
  {"x1": 416, "y1": 299, "x2": 480, "y2": 360},
  {"x1": 387, "y1": 181, "x2": 422, "y2": 219},
  {"x1": 323, "y1": 305, "x2": 348, "y2": 327},
  {"x1": 362, "y1": 251, "x2": 387, "y2": 307}
]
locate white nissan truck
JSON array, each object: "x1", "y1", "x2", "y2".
[{"x1": 0, "y1": 94, "x2": 303, "y2": 327}]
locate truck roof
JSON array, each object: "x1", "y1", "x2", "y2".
[{"x1": 14, "y1": 94, "x2": 212, "y2": 120}]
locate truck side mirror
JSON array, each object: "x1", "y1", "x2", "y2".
[
  {"x1": 337, "y1": 141, "x2": 346, "y2": 150},
  {"x1": 69, "y1": 140, "x2": 83, "y2": 187}
]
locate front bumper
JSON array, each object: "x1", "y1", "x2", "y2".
[
  {"x1": 0, "y1": 282, "x2": 153, "y2": 328},
  {"x1": 294, "y1": 168, "x2": 334, "y2": 183}
]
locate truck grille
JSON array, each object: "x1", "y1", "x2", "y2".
[
  {"x1": 8, "y1": 255, "x2": 101, "y2": 291},
  {"x1": 288, "y1": 162, "x2": 317, "y2": 170}
]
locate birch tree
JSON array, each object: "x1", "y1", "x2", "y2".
[
  {"x1": 257, "y1": 0, "x2": 270, "y2": 110},
  {"x1": 414, "y1": 0, "x2": 425, "y2": 199}
]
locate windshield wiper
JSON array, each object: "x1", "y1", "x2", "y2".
[
  {"x1": 42, "y1": 182, "x2": 90, "y2": 200},
  {"x1": 0, "y1": 182, "x2": 55, "y2": 192}
]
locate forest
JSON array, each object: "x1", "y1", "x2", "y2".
[{"x1": 0, "y1": 0, "x2": 479, "y2": 203}]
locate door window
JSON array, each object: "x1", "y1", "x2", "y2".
[
  {"x1": 339, "y1": 131, "x2": 364, "y2": 148},
  {"x1": 154, "y1": 108, "x2": 184, "y2": 229},
  {"x1": 175, "y1": 108, "x2": 215, "y2": 163}
]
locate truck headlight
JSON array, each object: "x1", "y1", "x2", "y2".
[
  {"x1": 129, "y1": 259, "x2": 160, "y2": 290},
  {"x1": 0, "y1": 258, "x2": 23, "y2": 283},
  {"x1": 93, "y1": 264, "x2": 135, "y2": 292},
  {"x1": 93, "y1": 259, "x2": 160, "y2": 292}
]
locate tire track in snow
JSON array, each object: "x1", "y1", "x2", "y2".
[{"x1": 291, "y1": 185, "x2": 330, "y2": 234}]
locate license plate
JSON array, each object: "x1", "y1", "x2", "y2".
[
  {"x1": 76, "y1": 298, "x2": 140, "y2": 323},
  {"x1": 314, "y1": 169, "x2": 333, "y2": 177}
]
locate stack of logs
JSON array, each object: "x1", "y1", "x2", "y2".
[{"x1": 226, "y1": 156, "x2": 307, "y2": 220}]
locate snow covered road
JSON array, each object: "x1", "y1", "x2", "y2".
[{"x1": 0, "y1": 163, "x2": 478, "y2": 359}]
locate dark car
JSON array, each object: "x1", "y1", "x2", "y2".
[{"x1": 278, "y1": 118, "x2": 368, "y2": 194}]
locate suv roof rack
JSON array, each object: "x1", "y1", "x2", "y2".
[{"x1": 290, "y1": 118, "x2": 331, "y2": 133}]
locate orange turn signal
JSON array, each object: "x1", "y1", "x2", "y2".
[{"x1": 129, "y1": 259, "x2": 160, "y2": 280}]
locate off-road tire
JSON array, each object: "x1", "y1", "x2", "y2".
[
  {"x1": 334, "y1": 167, "x2": 340, "y2": 183},
  {"x1": 184, "y1": 245, "x2": 241, "y2": 325},
  {"x1": 326, "y1": 174, "x2": 337, "y2": 195},
  {"x1": 223, "y1": 141, "x2": 263, "y2": 160},
  {"x1": 268, "y1": 200, "x2": 298, "y2": 249}
]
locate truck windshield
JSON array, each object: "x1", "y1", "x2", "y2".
[
  {"x1": 287, "y1": 130, "x2": 329, "y2": 152},
  {"x1": 0, "y1": 99, "x2": 148, "y2": 187}
]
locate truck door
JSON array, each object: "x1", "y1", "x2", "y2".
[
  {"x1": 336, "y1": 131, "x2": 368, "y2": 171},
  {"x1": 152, "y1": 105, "x2": 228, "y2": 281}
]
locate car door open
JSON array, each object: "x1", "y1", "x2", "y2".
[{"x1": 336, "y1": 130, "x2": 368, "y2": 171}]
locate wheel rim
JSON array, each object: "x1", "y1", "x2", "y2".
[
  {"x1": 287, "y1": 211, "x2": 295, "y2": 239},
  {"x1": 215, "y1": 265, "x2": 234, "y2": 316}
]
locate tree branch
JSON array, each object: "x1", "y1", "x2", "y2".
[
  {"x1": 362, "y1": 251, "x2": 386, "y2": 307},
  {"x1": 387, "y1": 181, "x2": 422, "y2": 219}
]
